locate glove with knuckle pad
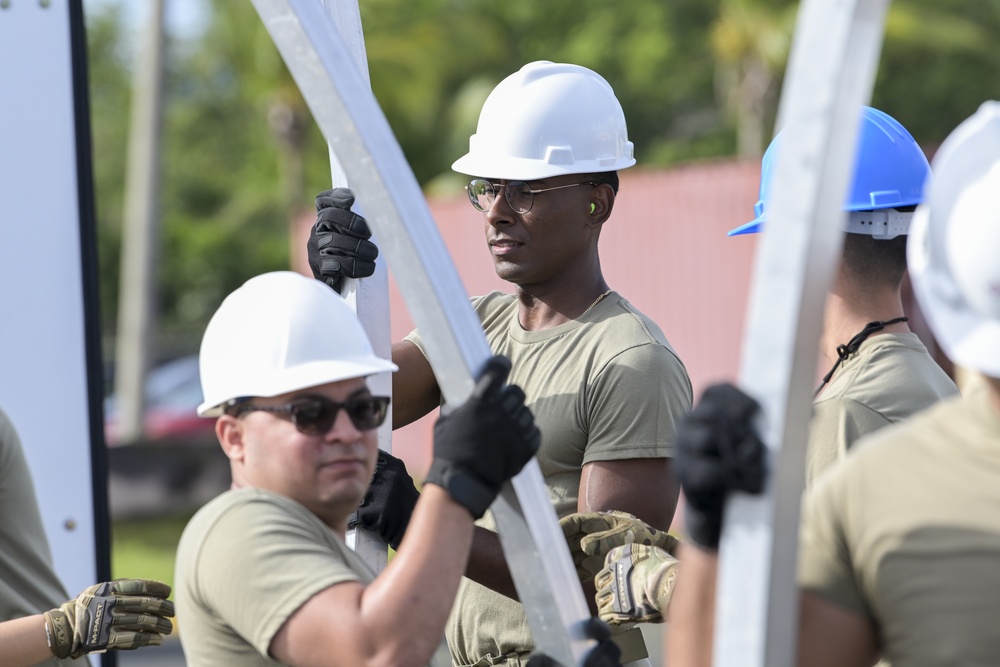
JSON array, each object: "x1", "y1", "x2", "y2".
[
  {"x1": 674, "y1": 382, "x2": 768, "y2": 550},
  {"x1": 43, "y1": 579, "x2": 175, "y2": 659},
  {"x1": 348, "y1": 449, "x2": 420, "y2": 551},
  {"x1": 425, "y1": 355, "x2": 540, "y2": 520},
  {"x1": 307, "y1": 188, "x2": 379, "y2": 293}
]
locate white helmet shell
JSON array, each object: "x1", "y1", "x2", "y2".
[
  {"x1": 909, "y1": 101, "x2": 1000, "y2": 377},
  {"x1": 197, "y1": 271, "x2": 397, "y2": 416},
  {"x1": 452, "y1": 61, "x2": 636, "y2": 180}
]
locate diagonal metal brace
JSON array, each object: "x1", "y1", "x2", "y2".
[{"x1": 250, "y1": 1, "x2": 594, "y2": 664}]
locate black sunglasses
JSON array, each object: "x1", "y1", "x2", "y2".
[{"x1": 228, "y1": 394, "x2": 390, "y2": 435}]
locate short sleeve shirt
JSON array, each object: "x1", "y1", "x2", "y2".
[
  {"x1": 408, "y1": 291, "x2": 692, "y2": 665},
  {"x1": 799, "y1": 390, "x2": 1000, "y2": 665},
  {"x1": 0, "y1": 408, "x2": 72, "y2": 666},
  {"x1": 807, "y1": 333, "x2": 958, "y2": 484},
  {"x1": 175, "y1": 488, "x2": 376, "y2": 666}
]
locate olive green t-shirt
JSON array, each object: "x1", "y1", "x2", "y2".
[
  {"x1": 807, "y1": 332, "x2": 958, "y2": 484},
  {"x1": 175, "y1": 488, "x2": 377, "y2": 666},
  {"x1": 799, "y1": 389, "x2": 1000, "y2": 666},
  {"x1": 409, "y1": 291, "x2": 692, "y2": 666},
  {"x1": 0, "y1": 408, "x2": 72, "y2": 667}
]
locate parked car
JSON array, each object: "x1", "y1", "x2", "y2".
[{"x1": 104, "y1": 355, "x2": 216, "y2": 447}]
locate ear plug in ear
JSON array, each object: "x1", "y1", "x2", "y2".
[{"x1": 589, "y1": 202, "x2": 596, "y2": 215}]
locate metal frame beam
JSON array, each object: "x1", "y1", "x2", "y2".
[
  {"x1": 250, "y1": 1, "x2": 594, "y2": 663},
  {"x1": 715, "y1": 0, "x2": 891, "y2": 665}
]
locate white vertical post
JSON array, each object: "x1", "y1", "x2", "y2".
[
  {"x1": 0, "y1": 8, "x2": 107, "y2": 665},
  {"x1": 317, "y1": 0, "x2": 393, "y2": 574},
  {"x1": 714, "y1": 1, "x2": 891, "y2": 665}
]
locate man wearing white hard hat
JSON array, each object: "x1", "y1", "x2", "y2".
[
  {"x1": 642, "y1": 102, "x2": 1000, "y2": 666},
  {"x1": 174, "y1": 271, "x2": 540, "y2": 666},
  {"x1": 308, "y1": 61, "x2": 691, "y2": 666}
]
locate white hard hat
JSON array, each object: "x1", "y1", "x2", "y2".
[
  {"x1": 451, "y1": 61, "x2": 636, "y2": 180},
  {"x1": 908, "y1": 101, "x2": 1000, "y2": 378},
  {"x1": 197, "y1": 271, "x2": 397, "y2": 417}
]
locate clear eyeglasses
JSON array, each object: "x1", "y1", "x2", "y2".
[{"x1": 466, "y1": 179, "x2": 597, "y2": 214}]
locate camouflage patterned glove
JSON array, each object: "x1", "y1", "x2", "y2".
[
  {"x1": 43, "y1": 579, "x2": 175, "y2": 659},
  {"x1": 595, "y1": 543, "x2": 679, "y2": 625},
  {"x1": 560, "y1": 511, "x2": 679, "y2": 583}
]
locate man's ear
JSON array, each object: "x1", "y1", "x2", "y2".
[
  {"x1": 216, "y1": 415, "x2": 246, "y2": 463},
  {"x1": 587, "y1": 183, "x2": 614, "y2": 226}
]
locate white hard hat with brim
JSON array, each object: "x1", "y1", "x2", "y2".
[
  {"x1": 909, "y1": 102, "x2": 1000, "y2": 378},
  {"x1": 197, "y1": 272, "x2": 397, "y2": 417}
]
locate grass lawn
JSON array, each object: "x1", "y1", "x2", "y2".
[{"x1": 111, "y1": 512, "x2": 194, "y2": 592}]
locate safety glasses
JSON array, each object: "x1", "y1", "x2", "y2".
[
  {"x1": 229, "y1": 394, "x2": 390, "y2": 435},
  {"x1": 466, "y1": 178, "x2": 597, "y2": 214}
]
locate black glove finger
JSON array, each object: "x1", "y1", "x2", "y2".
[
  {"x1": 676, "y1": 420, "x2": 722, "y2": 459},
  {"x1": 315, "y1": 187, "x2": 355, "y2": 212},
  {"x1": 733, "y1": 434, "x2": 768, "y2": 494},
  {"x1": 472, "y1": 355, "x2": 512, "y2": 401},
  {"x1": 318, "y1": 233, "x2": 380, "y2": 260},
  {"x1": 323, "y1": 256, "x2": 377, "y2": 280},
  {"x1": 695, "y1": 382, "x2": 760, "y2": 419},
  {"x1": 316, "y1": 206, "x2": 373, "y2": 239},
  {"x1": 583, "y1": 616, "x2": 613, "y2": 642}
]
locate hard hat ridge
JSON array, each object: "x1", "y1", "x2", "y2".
[
  {"x1": 730, "y1": 106, "x2": 931, "y2": 238},
  {"x1": 196, "y1": 271, "x2": 397, "y2": 417},
  {"x1": 452, "y1": 61, "x2": 636, "y2": 181}
]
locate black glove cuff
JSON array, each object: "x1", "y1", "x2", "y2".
[
  {"x1": 684, "y1": 504, "x2": 722, "y2": 551},
  {"x1": 425, "y1": 459, "x2": 497, "y2": 520}
]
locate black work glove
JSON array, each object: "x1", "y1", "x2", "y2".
[
  {"x1": 307, "y1": 188, "x2": 379, "y2": 293},
  {"x1": 348, "y1": 449, "x2": 420, "y2": 551},
  {"x1": 674, "y1": 382, "x2": 768, "y2": 550},
  {"x1": 525, "y1": 618, "x2": 622, "y2": 667},
  {"x1": 425, "y1": 355, "x2": 540, "y2": 520}
]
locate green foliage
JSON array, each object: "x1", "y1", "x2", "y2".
[{"x1": 84, "y1": 0, "x2": 1000, "y2": 357}]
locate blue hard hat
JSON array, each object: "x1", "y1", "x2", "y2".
[{"x1": 729, "y1": 106, "x2": 931, "y2": 236}]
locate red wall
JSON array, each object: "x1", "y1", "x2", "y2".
[{"x1": 295, "y1": 159, "x2": 763, "y2": 476}]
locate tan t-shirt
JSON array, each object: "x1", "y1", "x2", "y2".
[
  {"x1": 799, "y1": 389, "x2": 1000, "y2": 666},
  {"x1": 0, "y1": 408, "x2": 72, "y2": 667},
  {"x1": 409, "y1": 291, "x2": 692, "y2": 666},
  {"x1": 175, "y1": 488, "x2": 377, "y2": 666},
  {"x1": 807, "y1": 332, "x2": 958, "y2": 484}
]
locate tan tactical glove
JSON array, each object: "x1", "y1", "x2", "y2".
[
  {"x1": 560, "y1": 510, "x2": 679, "y2": 583},
  {"x1": 43, "y1": 579, "x2": 175, "y2": 659},
  {"x1": 595, "y1": 543, "x2": 679, "y2": 625}
]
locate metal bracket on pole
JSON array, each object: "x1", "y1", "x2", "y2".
[
  {"x1": 318, "y1": 0, "x2": 392, "y2": 576},
  {"x1": 714, "y1": 0, "x2": 891, "y2": 665},
  {"x1": 250, "y1": 1, "x2": 594, "y2": 664}
]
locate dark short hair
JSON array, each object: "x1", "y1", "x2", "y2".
[
  {"x1": 587, "y1": 171, "x2": 619, "y2": 194},
  {"x1": 841, "y1": 228, "x2": 908, "y2": 288}
]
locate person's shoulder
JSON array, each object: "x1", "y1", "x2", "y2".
[
  {"x1": 183, "y1": 488, "x2": 312, "y2": 538},
  {"x1": 839, "y1": 393, "x2": 967, "y2": 468},
  {"x1": 594, "y1": 294, "x2": 686, "y2": 362},
  {"x1": 472, "y1": 291, "x2": 516, "y2": 329},
  {"x1": 472, "y1": 291, "x2": 514, "y2": 313}
]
